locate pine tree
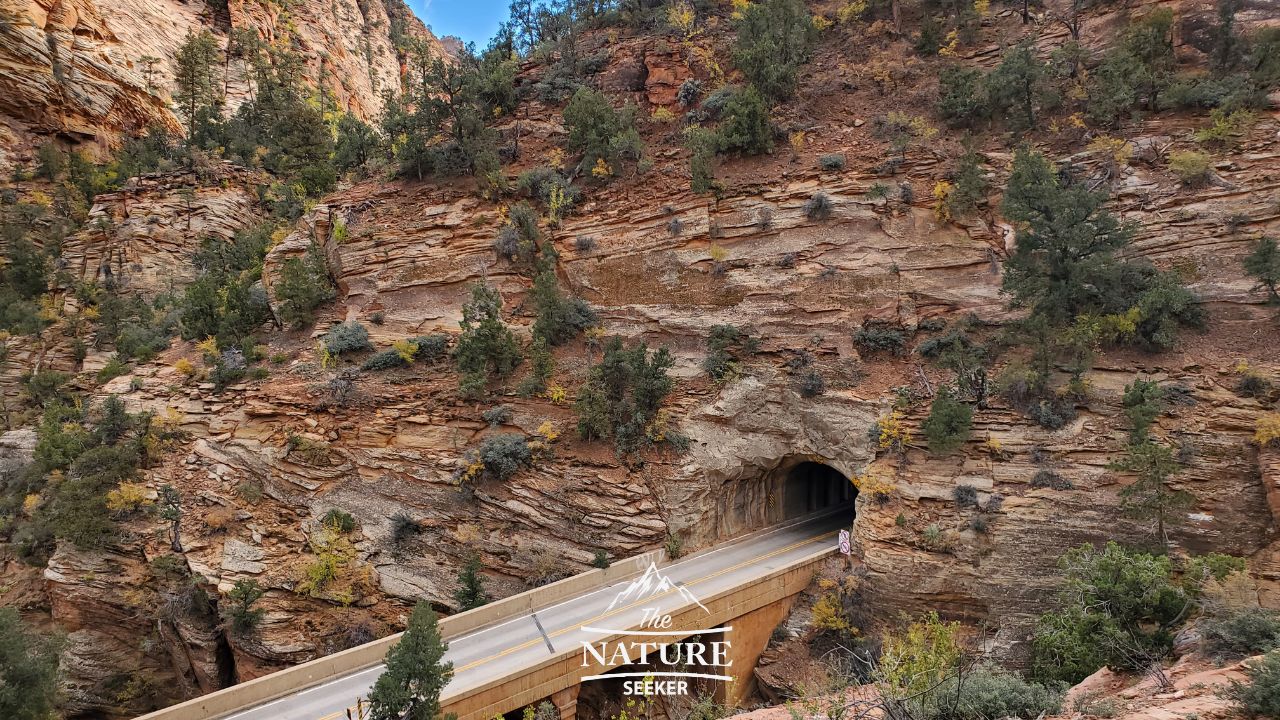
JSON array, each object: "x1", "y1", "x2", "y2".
[
  {"x1": 921, "y1": 385, "x2": 973, "y2": 455},
  {"x1": 369, "y1": 602, "x2": 454, "y2": 720},
  {"x1": 173, "y1": 31, "x2": 224, "y2": 146},
  {"x1": 1001, "y1": 148, "x2": 1134, "y2": 325},
  {"x1": 530, "y1": 245, "x2": 595, "y2": 346},
  {"x1": 986, "y1": 41, "x2": 1046, "y2": 131},
  {"x1": 454, "y1": 556, "x2": 489, "y2": 610},
  {"x1": 732, "y1": 0, "x2": 817, "y2": 101},
  {"x1": 1244, "y1": 236, "x2": 1280, "y2": 303},
  {"x1": 454, "y1": 285, "x2": 521, "y2": 398},
  {"x1": 0, "y1": 608, "x2": 62, "y2": 720},
  {"x1": 1114, "y1": 378, "x2": 1193, "y2": 550}
]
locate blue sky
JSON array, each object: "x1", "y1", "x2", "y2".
[{"x1": 408, "y1": 0, "x2": 507, "y2": 47}]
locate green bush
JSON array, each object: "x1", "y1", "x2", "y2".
[
  {"x1": 482, "y1": 405, "x2": 512, "y2": 427},
  {"x1": 575, "y1": 337, "x2": 674, "y2": 455},
  {"x1": 1204, "y1": 608, "x2": 1280, "y2": 659},
  {"x1": 1031, "y1": 542, "x2": 1192, "y2": 684},
  {"x1": 454, "y1": 285, "x2": 521, "y2": 398},
  {"x1": 493, "y1": 201, "x2": 541, "y2": 265},
  {"x1": 322, "y1": 508, "x2": 356, "y2": 534},
  {"x1": 0, "y1": 607, "x2": 63, "y2": 720},
  {"x1": 854, "y1": 326, "x2": 906, "y2": 356},
  {"x1": 804, "y1": 192, "x2": 833, "y2": 221},
  {"x1": 478, "y1": 434, "x2": 533, "y2": 481},
  {"x1": 362, "y1": 348, "x2": 409, "y2": 371},
  {"x1": 703, "y1": 325, "x2": 758, "y2": 380},
  {"x1": 530, "y1": 246, "x2": 596, "y2": 345},
  {"x1": 717, "y1": 86, "x2": 774, "y2": 155},
  {"x1": 924, "y1": 663, "x2": 1063, "y2": 720},
  {"x1": 334, "y1": 115, "x2": 383, "y2": 175},
  {"x1": 796, "y1": 369, "x2": 825, "y2": 398},
  {"x1": 1030, "y1": 470, "x2": 1072, "y2": 491},
  {"x1": 323, "y1": 322, "x2": 372, "y2": 356},
  {"x1": 1244, "y1": 236, "x2": 1280, "y2": 302},
  {"x1": 454, "y1": 555, "x2": 489, "y2": 610},
  {"x1": 937, "y1": 66, "x2": 990, "y2": 128},
  {"x1": 923, "y1": 386, "x2": 973, "y2": 455},
  {"x1": 562, "y1": 87, "x2": 643, "y2": 175},
  {"x1": 275, "y1": 242, "x2": 335, "y2": 330},
  {"x1": 1229, "y1": 650, "x2": 1280, "y2": 718},
  {"x1": 411, "y1": 334, "x2": 450, "y2": 363},
  {"x1": 1169, "y1": 150, "x2": 1213, "y2": 186},
  {"x1": 732, "y1": 0, "x2": 816, "y2": 101},
  {"x1": 819, "y1": 154, "x2": 846, "y2": 171},
  {"x1": 952, "y1": 484, "x2": 978, "y2": 508},
  {"x1": 390, "y1": 512, "x2": 421, "y2": 547}
]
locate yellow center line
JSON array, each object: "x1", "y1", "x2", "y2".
[{"x1": 312, "y1": 529, "x2": 836, "y2": 720}]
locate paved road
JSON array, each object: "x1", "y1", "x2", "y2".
[{"x1": 222, "y1": 510, "x2": 848, "y2": 720}]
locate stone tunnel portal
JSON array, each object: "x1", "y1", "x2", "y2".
[
  {"x1": 715, "y1": 458, "x2": 857, "y2": 540},
  {"x1": 781, "y1": 461, "x2": 856, "y2": 521}
]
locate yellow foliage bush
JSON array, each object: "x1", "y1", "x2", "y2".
[
  {"x1": 651, "y1": 107, "x2": 677, "y2": 124},
  {"x1": 196, "y1": 336, "x2": 219, "y2": 359},
  {"x1": 591, "y1": 158, "x2": 612, "y2": 179},
  {"x1": 1257, "y1": 413, "x2": 1280, "y2": 448},
  {"x1": 546, "y1": 382, "x2": 568, "y2": 405},
  {"x1": 106, "y1": 483, "x2": 151, "y2": 513},
  {"x1": 392, "y1": 339, "x2": 419, "y2": 364},
  {"x1": 837, "y1": 0, "x2": 867, "y2": 23},
  {"x1": 876, "y1": 410, "x2": 913, "y2": 452},
  {"x1": 666, "y1": 0, "x2": 696, "y2": 38},
  {"x1": 932, "y1": 180, "x2": 955, "y2": 222},
  {"x1": 852, "y1": 467, "x2": 895, "y2": 500},
  {"x1": 810, "y1": 591, "x2": 858, "y2": 637},
  {"x1": 174, "y1": 358, "x2": 196, "y2": 378}
]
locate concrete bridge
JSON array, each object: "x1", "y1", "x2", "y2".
[{"x1": 135, "y1": 477, "x2": 853, "y2": 720}]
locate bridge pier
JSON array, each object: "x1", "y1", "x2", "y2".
[
  {"x1": 715, "y1": 595, "x2": 799, "y2": 708},
  {"x1": 551, "y1": 684, "x2": 580, "y2": 720}
]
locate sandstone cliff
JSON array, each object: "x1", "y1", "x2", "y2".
[
  {"x1": 2, "y1": 0, "x2": 1280, "y2": 716},
  {"x1": 0, "y1": 0, "x2": 442, "y2": 169}
]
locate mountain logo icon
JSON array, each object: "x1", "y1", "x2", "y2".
[{"x1": 608, "y1": 562, "x2": 709, "y2": 613}]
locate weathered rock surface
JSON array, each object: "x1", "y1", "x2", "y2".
[{"x1": 0, "y1": 0, "x2": 442, "y2": 167}]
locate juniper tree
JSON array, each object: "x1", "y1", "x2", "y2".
[
  {"x1": 454, "y1": 556, "x2": 489, "y2": 610},
  {"x1": 454, "y1": 285, "x2": 521, "y2": 398},
  {"x1": 1244, "y1": 236, "x2": 1280, "y2": 303},
  {"x1": 369, "y1": 602, "x2": 453, "y2": 720},
  {"x1": 922, "y1": 385, "x2": 973, "y2": 455},
  {"x1": 1000, "y1": 148, "x2": 1202, "y2": 350},
  {"x1": 732, "y1": 0, "x2": 817, "y2": 101},
  {"x1": 173, "y1": 31, "x2": 224, "y2": 146},
  {"x1": 1114, "y1": 378, "x2": 1193, "y2": 550},
  {"x1": 0, "y1": 608, "x2": 62, "y2": 720}
]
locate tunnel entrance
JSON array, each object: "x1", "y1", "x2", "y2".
[
  {"x1": 781, "y1": 461, "x2": 855, "y2": 521},
  {"x1": 714, "y1": 457, "x2": 857, "y2": 540}
]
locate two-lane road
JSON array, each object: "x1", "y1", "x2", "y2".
[{"x1": 223, "y1": 510, "x2": 848, "y2": 720}]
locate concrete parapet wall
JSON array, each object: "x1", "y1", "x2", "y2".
[
  {"x1": 443, "y1": 544, "x2": 835, "y2": 720},
  {"x1": 133, "y1": 549, "x2": 667, "y2": 720}
]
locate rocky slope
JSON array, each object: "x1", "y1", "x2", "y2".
[
  {"x1": 3, "y1": 0, "x2": 1280, "y2": 717},
  {"x1": 0, "y1": 0, "x2": 442, "y2": 169}
]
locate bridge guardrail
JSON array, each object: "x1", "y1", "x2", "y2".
[{"x1": 132, "y1": 547, "x2": 667, "y2": 720}]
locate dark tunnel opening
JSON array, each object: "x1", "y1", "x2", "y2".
[{"x1": 781, "y1": 461, "x2": 856, "y2": 521}]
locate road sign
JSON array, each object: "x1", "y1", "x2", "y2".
[{"x1": 838, "y1": 529, "x2": 851, "y2": 555}]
